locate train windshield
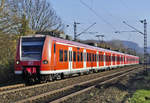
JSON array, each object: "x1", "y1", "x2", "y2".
[{"x1": 21, "y1": 37, "x2": 45, "y2": 61}]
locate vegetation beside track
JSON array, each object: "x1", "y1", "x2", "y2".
[
  {"x1": 60, "y1": 66, "x2": 150, "y2": 103},
  {"x1": 128, "y1": 69, "x2": 150, "y2": 103},
  {"x1": 0, "y1": 34, "x2": 16, "y2": 84}
]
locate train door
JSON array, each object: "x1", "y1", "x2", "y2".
[
  {"x1": 104, "y1": 52, "x2": 106, "y2": 67},
  {"x1": 111, "y1": 53, "x2": 112, "y2": 66},
  {"x1": 69, "y1": 47, "x2": 72, "y2": 71},
  {"x1": 83, "y1": 49, "x2": 86, "y2": 69},
  {"x1": 97, "y1": 51, "x2": 99, "y2": 68}
]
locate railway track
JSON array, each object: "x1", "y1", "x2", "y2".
[
  {"x1": 0, "y1": 83, "x2": 25, "y2": 92},
  {"x1": 51, "y1": 66, "x2": 142, "y2": 103},
  {"x1": 0, "y1": 65, "x2": 141, "y2": 103},
  {"x1": 15, "y1": 65, "x2": 142, "y2": 103}
]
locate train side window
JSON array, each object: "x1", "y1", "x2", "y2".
[
  {"x1": 77, "y1": 52, "x2": 80, "y2": 61},
  {"x1": 106, "y1": 55, "x2": 108, "y2": 62},
  {"x1": 89, "y1": 53, "x2": 91, "y2": 61},
  {"x1": 113, "y1": 56, "x2": 115, "y2": 61},
  {"x1": 107, "y1": 56, "x2": 108, "y2": 62},
  {"x1": 64, "y1": 50, "x2": 68, "y2": 62},
  {"x1": 81, "y1": 52, "x2": 83, "y2": 61},
  {"x1": 95, "y1": 54, "x2": 96, "y2": 61},
  {"x1": 91, "y1": 53, "x2": 92, "y2": 62},
  {"x1": 92, "y1": 53, "x2": 94, "y2": 61},
  {"x1": 87, "y1": 53, "x2": 89, "y2": 61},
  {"x1": 73, "y1": 51, "x2": 76, "y2": 62},
  {"x1": 59, "y1": 49, "x2": 63, "y2": 62},
  {"x1": 54, "y1": 43, "x2": 56, "y2": 53},
  {"x1": 100, "y1": 54, "x2": 103, "y2": 61}
]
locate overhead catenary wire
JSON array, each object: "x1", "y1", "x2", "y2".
[
  {"x1": 80, "y1": 0, "x2": 118, "y2": 31},
  {"x1": 118, "y1": 0, "x2": 140, "y2": 20}
]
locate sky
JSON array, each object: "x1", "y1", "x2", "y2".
[{"x1": 49, "y1": 0, "x2": 150, "y2": 47}]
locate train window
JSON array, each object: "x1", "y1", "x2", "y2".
[
  {"x1": 106, "y1": 56, "x2": 108, "y2": 62},
  {"x1": 81, "y1": 52, "x2": 83, "y2": 61},
  {"x1": 64, "y1": 50, "x2": 68, "y2": 62},
  {"x1": 113, "y1": 56, "x2": 115, "y2": 61},
  {"x1": 77, "y1": 52, "x2": 80, "y2": 61},
  {"x1": 100, "y1": 54, "x2": 103, "y2": 61},
  {"x1": 89, "y1": 53, "x2": 91, "y2": 61},
  {"x1": 73, "y1": 51, "x2": 76, "y2": 62},
  {"x1": 92, "y1": 54, "x2": 94, "y2": 61},
  {"x1": 107, "y1": 56, "x2": 108, "y2": 62},
  {"x1": 91, "y1": 53, "x2": 92, "y2": 61},
  {"x1": 59, "y1": 49, "x2": 63, "y2": 62},
  {"x1": 90, "y1": 53, "x2": 92, "y2": 61},
  {"x1": 107, "y1": 56, "x2": 109, "y2": 62},
  {"x1": 87, "y1": 53, "x2": 89, "y2": 61},
  {"x1": 54, "y1": 44, "x2": 56, "y2": 53}
]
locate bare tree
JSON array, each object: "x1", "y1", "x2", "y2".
[
  {"x1": 0, "y1": 0, "x2": 64, "y2": 35},
  {"x1": 0, "y1": 0, "x2": 5, "y2": 11}
]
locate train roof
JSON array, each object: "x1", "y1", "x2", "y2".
[{"x1": 51, "y1": 36, "x2": 139, "y2": 58}]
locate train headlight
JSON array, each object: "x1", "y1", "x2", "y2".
[
  {"x1": 16, "y1": 61, "x2": 20, "y2": 64},
  {"x1": 43, "y1": 60, "x2": 48, "y2": 64}
]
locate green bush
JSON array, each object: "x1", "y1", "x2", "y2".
[{"x1": 0, "y1": 34, "x2": 17, "y2": 83}]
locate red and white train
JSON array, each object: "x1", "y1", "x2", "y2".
[{"x1": 15, "y1": 35, "x2": 139, "y2": 82}]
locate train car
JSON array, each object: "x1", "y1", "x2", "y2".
[{"x1": 15, "y1": 35, "x2": 139, "y2": 83}]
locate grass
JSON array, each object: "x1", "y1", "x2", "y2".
[{"x1": 129, "y1": 89, "x2": 150, "y2": 103}]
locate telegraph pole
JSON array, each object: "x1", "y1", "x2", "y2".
[
  {"x1": 74, "y1": 22, "x2": 80, "y2": 40},
  {"x1": 142, "y1": 19, "x2": 148, "y2": 75},
  {"x1": 74, "y1": 22, "x2": 96, "y2": 40},
  {"x1": 116, "y1": 20, "x2": 148, "y2": 75}
]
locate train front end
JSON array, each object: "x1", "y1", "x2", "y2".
[{"x1": 15, "y1": 35, "x2": 50, "y2": 83}]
